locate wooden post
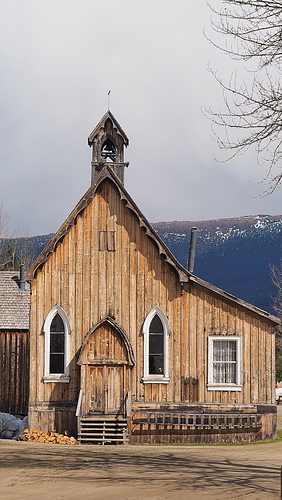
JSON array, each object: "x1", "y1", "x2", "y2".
[{"x1": 280, "y1": 466, "x2": 282, "y2": 500}]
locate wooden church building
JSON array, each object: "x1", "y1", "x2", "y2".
[{"x1": 26, "y1": 111, "x2": 280, "y2": 444}]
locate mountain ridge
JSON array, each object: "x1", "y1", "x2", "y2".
[
  {"x1": 15, "y1": 214, "x2": 282, "y2": 317},
  {"x1": 152, "y1": 214, "x2": 282, "y2": 316}
]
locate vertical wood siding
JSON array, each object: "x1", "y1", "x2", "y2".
[
  {"x1": 29, "y1": 178, "x2": 276, "y2": 438},
  {"x1": 0, "y1": 330, "x2": 29, "y2": 415}
]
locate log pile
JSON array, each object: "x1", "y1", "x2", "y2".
[{"x1": 17, "y1": 428, "x2": 79, "y2": 444}]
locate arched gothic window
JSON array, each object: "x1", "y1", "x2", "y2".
[
  {"x1": 43, "y1": 305, "x2": 71, "y2": 383},
  {"x1": 142, "y1": 306, "x2": 170, "y2": 384},
  {"x1": 149, "y1": 315, "x2": 164, "y2": 375},
  {"x1": 50, "y1": 314, "x2": 65, "y2": 374}
]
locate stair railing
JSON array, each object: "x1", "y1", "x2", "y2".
[
  {"x1": 76, "y1": 389, "x2": 84, "y2": 417},
  {"x1": 76, "y1": 389, "x2": 84, "y2": 441}
]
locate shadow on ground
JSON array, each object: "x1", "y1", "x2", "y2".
[{"x1": 1, "y1": 441, "x2": 280, "y2": 498}]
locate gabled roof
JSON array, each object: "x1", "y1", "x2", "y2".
[
  {"x1": 26, "y1": 166, "x2": 189, "y2": 283},
  {"x1": 187, "y1": 274, "x2": 280, "y2": 325},
  {"x1": 0, "y1": 271, "x2": 30, "y2": 330},
  {"x1": 25, "y1": 166, "x2": 280, "y2": 326},
  {"x1": 88, "y1": 110, "x2": 129, "y2": 146}
]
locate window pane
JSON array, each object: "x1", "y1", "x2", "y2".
[
  {"x1": 213, "y1": 341, "x2": 221, "y2": 361},
  {"x1": 149, "y1": 354, "x2": 164, "y2": 374},
  {"x1": 50, "y1": 353, "x2": 64, "y2": 374},
  {"x1": 228, "y1": 363, "x2": 236, "y2": 383},
  {"x1": 222, "y1": 342, "x2": 229, "y2": 361},
  {"x1": 149, "y1": 315, "x2": 163, "y2": 333},
  {"x1": 149, "y1": 334, "x2": 164, "y2": 354},
  {"x1": 213, "y1": 363, "x2": 219, "y2": 383},
  {"x1": 50, "y1": 333, "x2": 64, "y2": 353},
  {"x1": 229, "y1": 342, "x2": 237, "y2": 361},
  {"x1": 50, "y1": 314, "x2": 64, "y2": 333},
  {"x1": 221, "y1": 363, "x2": 228, "y2": 383}
]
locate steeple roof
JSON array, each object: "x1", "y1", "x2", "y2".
[{"x1": 88, "y1": 110, "x2": 129, "y2": 146}]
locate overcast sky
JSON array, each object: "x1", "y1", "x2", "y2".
[{"x1": 0, "y1": 0, "x2": 281, "y2": 237}]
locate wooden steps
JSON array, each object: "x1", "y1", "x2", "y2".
[{"x1": 78, "y1": 415, "x2": 128, "y2": 445}]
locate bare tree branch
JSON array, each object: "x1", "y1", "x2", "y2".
[
  {"x1": 0, "y1": 202, "x2": 13, "y2": 270},
  {"x1": 207, "y1": 0, "x2": 282, "y2": 193},
  {"x1": 271, "y1": 264, "x2": 282, "y2": 318}
]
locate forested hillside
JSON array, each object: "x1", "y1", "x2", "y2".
[{"x1": 153, "y1": 215, "x2": 281, "y2": 315}]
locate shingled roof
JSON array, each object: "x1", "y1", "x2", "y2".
[{"x1": 0, "y1": 272, "x2": 30, "y2": 330}]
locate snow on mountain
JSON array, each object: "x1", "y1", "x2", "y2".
[{"x1": 153, "y1": 215, "x2": 282, "y2": 315}]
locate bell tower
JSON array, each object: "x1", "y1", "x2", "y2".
[{"x1": 88, "y1": 111, "x2": 129, "y2": 185}]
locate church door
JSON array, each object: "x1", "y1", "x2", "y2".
[
  {"x1": 78, "y1": 320, "x2": 133, "y2": 416},
  {"x1": 89, "y1": 365, "x2": 124, "y2": 414}
]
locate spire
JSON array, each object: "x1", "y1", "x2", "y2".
[{"x1": 88, "y1": 111, "x2": 129, "y2": 185}]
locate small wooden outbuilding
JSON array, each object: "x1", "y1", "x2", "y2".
[
  {"x1": 26, "y1": 111, "x2": 280, "y2": 444},
  {"x1": 0, "y1": 270, "x2": 30, "y2": 415}
]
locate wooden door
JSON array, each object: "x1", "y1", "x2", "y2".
[
  {"x1": 78, "y1": 319, "x2": 134, "y2": 417},
  {"x1": 106, "y1": 366, "x2": 124, "y2": 413},
  {"x1": 89, "y1": 365, "x2": 124, "y2": 414},
  {"x1": 90, "y1": 366, "x2": 104, "y2": 412}
]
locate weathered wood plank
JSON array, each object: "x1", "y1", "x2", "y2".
[
  {"x1": 82, "y1": 203, "x2": 91, "y2": 336},
  {"x1": 0, "y1": 330, "x2": 29, "y2": 414},
  {"x1": 251, "y1": 317, "x2": 259, "y2": 403},
  {"x1": 36, "y1": 269, "x2": 45, "y2": 402},
  {"x1": 197, "y1": 290, "x2": 205, "y2": 403},
  {"x1": 75, "y1": 213, "x2": 84, "y2": 346}
]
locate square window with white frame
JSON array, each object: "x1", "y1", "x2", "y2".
[{"x1": 208, "y1": 336, "x2": 242, "y2": 391}]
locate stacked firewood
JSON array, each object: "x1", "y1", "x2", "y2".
[{"x1": 17, "y1": 428, "x2": 79, "y2": 444}]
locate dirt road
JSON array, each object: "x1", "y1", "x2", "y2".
[
  {"x1": 1, "y1": 438, "x2": 282, "y2": 499},
  {"x1": 1, "y1": 408, "x2": 282, "y2": 500}
]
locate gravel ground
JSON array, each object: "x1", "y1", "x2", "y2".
[{"x1": 1, "y1": 408, "x2": 282, "y2": 500}]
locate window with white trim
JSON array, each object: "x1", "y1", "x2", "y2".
[
  {"x1": 208, "y1": 336, "x2": 242, "y2": 391},
  {"x1": 142, "y1": 306, "x2": 170, "y2": 384},
  {"x1": 43, "y1": 305, "x2": 71, "y2": 383}
]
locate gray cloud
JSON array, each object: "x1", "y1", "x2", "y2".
[{"x1": 0, "y1": 0, "x2": 281, "y2": 236}]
